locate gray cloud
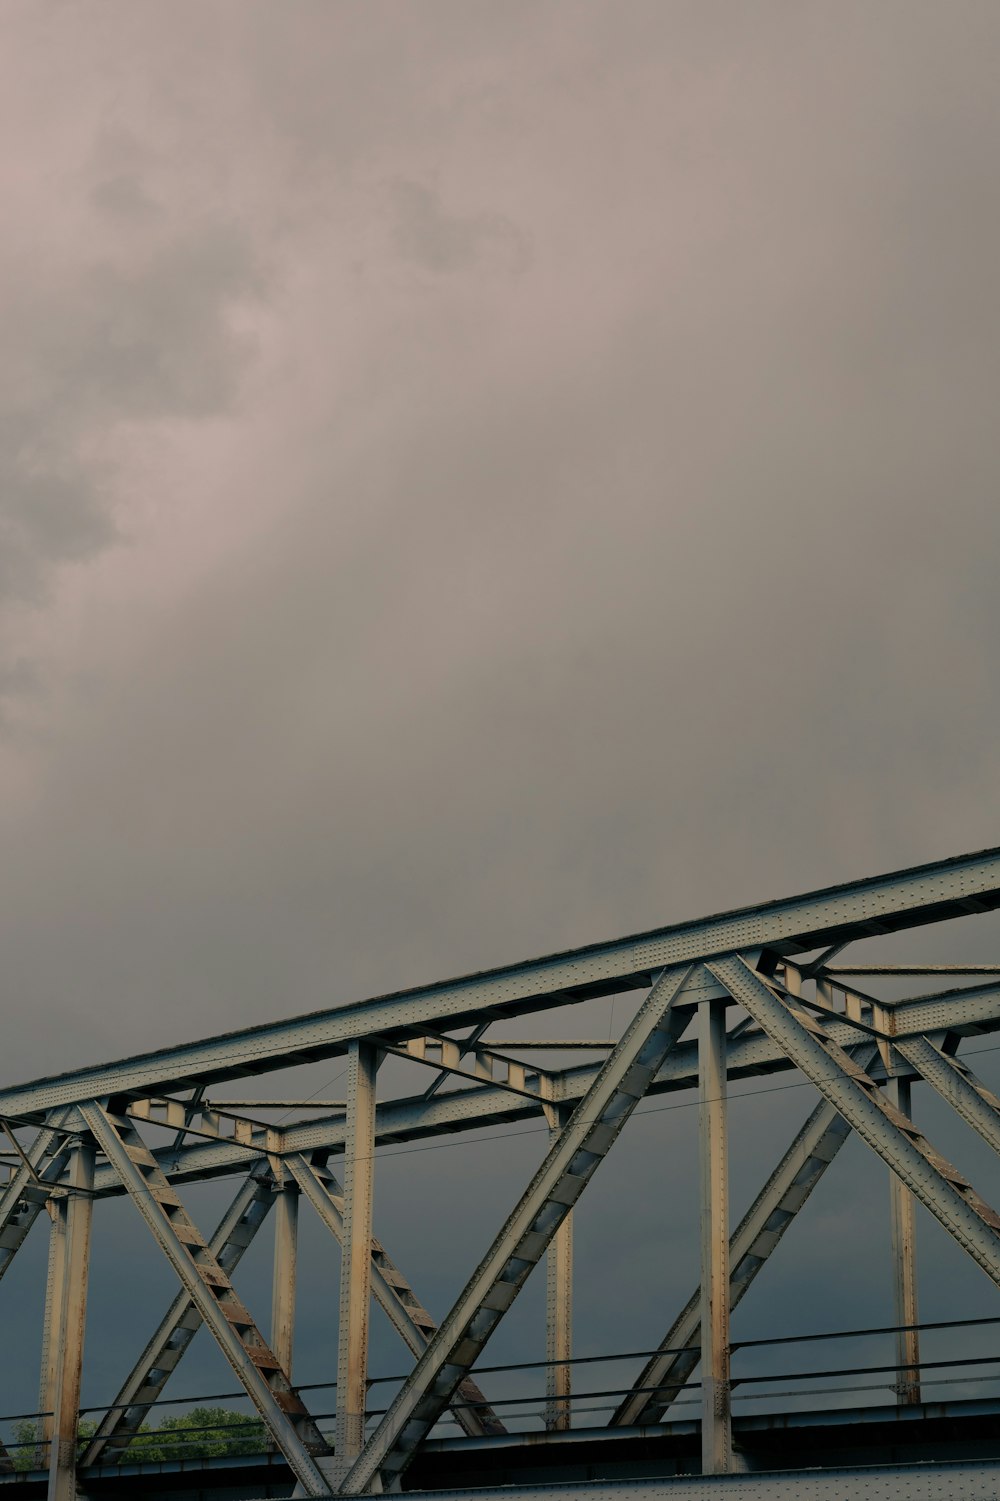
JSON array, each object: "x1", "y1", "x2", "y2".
[
  {"x1": 2, "y1": 225, "x2": 259, "y2": 571},
  {"x1": 0, "y1": 115, "x2": 265, "y2": 699},
  {"x1": 1, "y1": 0, "x2": 1000, "y2": 1451},
  {"x1": 388, "y1": 177, "x2": 531, "y2": 275}
]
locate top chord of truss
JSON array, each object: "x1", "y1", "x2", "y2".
[{"x1": 3, "y1": 843, "x2": 1000, "y2": 1123}]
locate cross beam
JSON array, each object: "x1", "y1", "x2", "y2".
[{"x1": 73, "y1": 977, "x2": 1000, "y2": 1199}]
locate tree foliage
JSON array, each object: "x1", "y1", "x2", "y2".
[{"x1": 10, "y1": 1408, "x2": 266, "y2": 1471}]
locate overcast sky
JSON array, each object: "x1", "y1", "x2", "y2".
[{"x1": 2, "y1": 0, "x2": 1000, "y2": 1455}]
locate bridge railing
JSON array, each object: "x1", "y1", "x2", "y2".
[{"x1": 6, "y1": 1309, "x2": 1000, "y2": 1472}]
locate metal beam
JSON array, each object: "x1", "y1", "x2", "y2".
[
  {"x1": 484, "y1": 1040, "x2": 616, "y2": 1049},
  {"x1": 708, "y1": 957, "x2": 1000, "y2": 1290},
  {"x1": 84, "y1": 1136, "x2": 510, "y2": 1474},
  {"x1": 340, "y1": 964, "x2": 700, "y2": 1495},
  {"x1": 80, "y1": 1165, "x2": 275, "y2": 1467},
  {"x1": 285, "y1": 1153, "x2": 505, "y2": 1438},
  {"x1": 541, "y1": 1097, "x2": 572, "y2": 1433},
  {"x1": 271, "y1": 1177, "x2": 299, "y2": 1379},
  {"x1": 79, "y1": 1104, "x2": 335, "y2": 1497},
  {"x1": 36, "y1": 1198, "x2": 68, "y2": 1469},
  {"x1": 886, "y1": 1072, "x2": 920, "y2": 1404},
  {"x1": 46, "y1": 1139, "x2": 94, "y2": 1501},
  {"x1": 881, "y1": 979, "x2": 1000, "y2": 1038},
  {"x1": 80, "y1": 978, "x2": 1000, "y2": 1199},
  {"x1": 0, "y1": 1117, "x2": 74, "y2": 1283},
  {"x1": 896, "y1": 1034, "x2": 1000, "y2": 1157},
  {"x1": 413, "y1": 1023, "x2": 491, "y2": 1103},
  {"x1": 544, "y1": 1203, "x2": 573, "y2": 1433},
  {"x1": 829, "y1": 965, "x2": 1000, "y2": 975},
  {"x1": 611, "y1": 1045, "x2": 877, "y2": 1428},
  {"x1": 698, "y1": 997, "x2": 731, "y2": 1474},
  {"x1": 8, "y1": 844, "x2": 1000, "y2": 1119},
  {"x1": 334, "y1": 1042, "x2": 378, "y2": 1480}
]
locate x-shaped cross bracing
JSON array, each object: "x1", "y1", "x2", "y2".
[
  {"x1": 13, "y1": 971, "x2": 1000, "y2": 1494},
  {"x1": 78, "y1": 1145, "x2": 505, "y2": 1474},
  {"x1": 8, "y1": 844, "x2": 1000, "y2": 1496},
  {"x1": 334, "y1": 960, "x2": 1000, "y2": 1491}
]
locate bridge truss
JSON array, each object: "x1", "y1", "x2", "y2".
[{"x1": 4, "y1": 845, "x2": 1000, "y2": 1497}]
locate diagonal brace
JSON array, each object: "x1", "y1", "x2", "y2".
[
  {"x1": 0, "y1": 1114, "x2": 75, "y2": 1284},
  {"x1": 80, "y1": 1164, "x2": 276, "y2": 1467},
  {"x1": 896, "y1": 1035, "x2": 1000, "y2": 1157},
  {"x1": 340, "y1": 963, "x2": 699, "y2": 1495},
  {"x1": 79, "y1": 1103, "x2": 335, "y2": 1498},
  {"x1": 286, "y1": 1153, "x2": 505, "y2": 1438},
  {"x1": 612, "y1": 1040, "x2": 878, "y2": 1428},
  {"x1": 708, "y1": 957, "x2": 1000, "y2": 1290}
]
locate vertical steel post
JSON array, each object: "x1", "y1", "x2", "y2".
[
  {"x1": 340, "y1": 966, "x2": 699, "y2": 1496},
  {"x1": 334, "y1": 1041, "x2": 378, "y2": 1477},
  {"x1": 47, "y1": 1139, "x2": 95, "y2": 1501},
  {"x1": 699, "y1": 998, "x2": 732, "y2": 1474},
  {"x1": 544, "y1": 1103, "x2": 573, "y2": 1432},
  {"x1": 271, "y1": 1177, "x2": 299, "y2": 1380},
  {"x1": 887, "y1": 1071, "x2": 921, "y2": 1405},
  {"x1": 36, "y1": 1198, "x2": 68, "y2": 1468}
]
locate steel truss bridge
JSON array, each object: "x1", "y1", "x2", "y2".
[{"x1": 6, "y1": 847, "x2": 1000, "y2": 1499}]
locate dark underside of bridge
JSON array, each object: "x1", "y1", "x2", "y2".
[{"x1": 3, "y1": 1397, "x2": 1000, "y2": 1499}]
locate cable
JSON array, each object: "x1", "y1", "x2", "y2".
[
  {"x1": 17, "y1": 1371, "x2": 1000, "y2": 1458},
  {"x1": 41, "y1": 1312, "x2": 1000, "y2": 1429},
  {"x1": 276, "y1": 1066, "x2": 349, "y2": 1125}
]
